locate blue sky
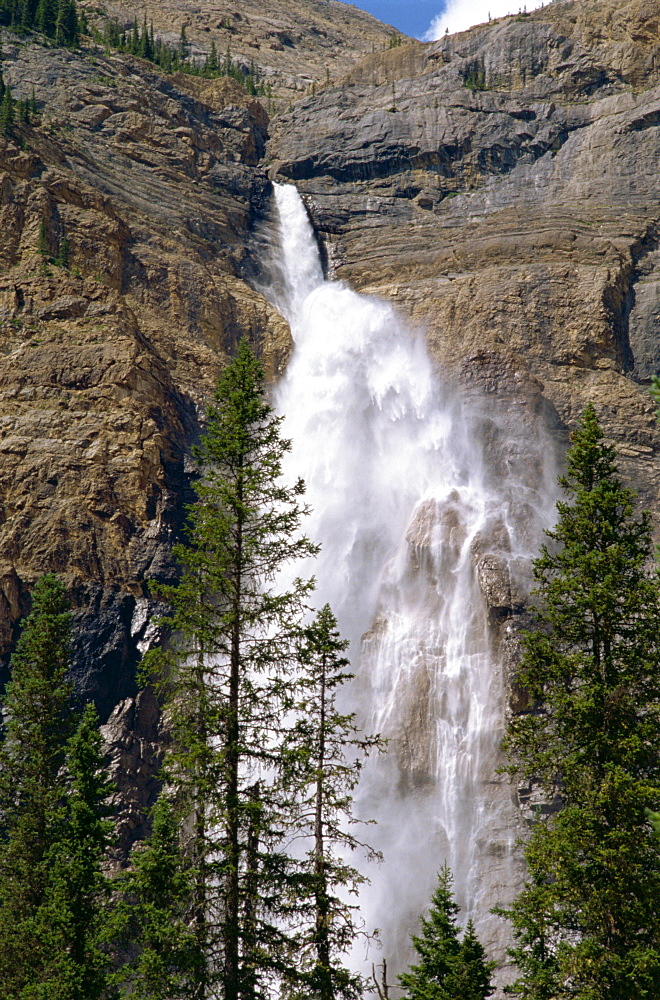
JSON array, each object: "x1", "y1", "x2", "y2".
[
  {"x1": 348, "y1": 0, "x2": 439, "y2": 38},
  {"x1": 349, "y1": 0, "x2": 546, "y2": 40}
]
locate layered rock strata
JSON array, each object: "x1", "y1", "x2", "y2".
[
  {"x1": 0, "y1": 38, "x2": 290, "y2": 716},
  {"x1": 268, "y1": 0, "x2": 660, "y2": 516}
]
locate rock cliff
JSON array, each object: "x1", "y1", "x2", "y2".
[
  {"x1": 269, "y1": 0, "x2": 660, "y2": 511},
  {"x1": 0, "y1": 37, "x2": 282, "y2": 717},
  {"x1": 0, "y1": 0, "x2": 658, "y2": 877}
]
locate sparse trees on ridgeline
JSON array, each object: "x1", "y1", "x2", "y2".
[{"x1": 0, "y1": 0, "x2": 80, "y2": 44}]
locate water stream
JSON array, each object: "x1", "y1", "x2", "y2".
[{"x1": 258, "y1": 183, "x2": 557, "y2": 988}]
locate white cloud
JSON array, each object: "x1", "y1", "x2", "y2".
[{"x1": 424, "y1": 0, "x2": 547, "y2": 40}]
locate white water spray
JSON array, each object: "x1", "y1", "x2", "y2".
[{"x1": 259, "y1": 183, "x2": 557, "y2": 988}]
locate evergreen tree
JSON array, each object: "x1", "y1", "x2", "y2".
[
  {"x1": 501, "y1": 404, "x2": 660, "y2": 999},
  {"x1": 21, "y1": 0, "x2": 38, "y2": 31},
  {"x1": 179, "y1": 22, "x2": 188, "y2": 58},
  {"x1": 208, "y1": 38, "x2": 218, "y2": 73},
  {"x1": 110, "y1": 796, "x2": 201, "y2": 1000},
  {"x1": 35, "y1": 0, "x2": 57, "y2": 36},
  {"x1": 0, "y1": 578, "x2": 114, "y2": 998},
  {"x1": 56, "y1": 231, "x2": 70, "y2": 268},
  {"x1": 129, "y1": 17, "x2": 138, "y2": 54},
  {"x1": 139, "y1": 15, "x2": 153, "y2": 61},
  {"x1": 398, "y1": 865, "x2": 494, "y2": 1000},
  {"x1": 0, "y1": 574, "x2": 75, "y2": 993},
  {"x1": 37, "y1": 704, "x2": 114, "y2": 1000},
  {"x1": 143, "y1": 338, "x2": 318, "y2": 1000},
  {"x1": 455, "y1": 921, "x2": 496, "y2": 1000},
  {"x1": 55, "y1": 0, "x2": 77, "y2": 45},
  {"x1": 0, "y1": 85, "x2": 14, "y2": 136},
  {"x1": 283, "y1": 604, "x2": 383, "y2": 1000}
]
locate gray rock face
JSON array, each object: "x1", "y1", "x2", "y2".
[
  {"x1": 266, "y1": 2, "x2": 660, "y2": 538},
  {"x1": 629, "y1": 244, "x2": 660, "y2": 380},
  {"x1": 100, "y1": 688, "x2": 165, "y2": 857}
]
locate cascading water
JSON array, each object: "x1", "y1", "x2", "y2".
[{"x1": 258, "y1": 183, "x2": 558, "y2": 990}]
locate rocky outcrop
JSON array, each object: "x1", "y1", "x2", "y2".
[
  {"x1": 100, "y1": 687, "x2": 165, "y2": 856},
  {"x1": 0, "y1": 0, "x2": 402, "y2": 803},
  {"x1": 0, "y1": 37, "x2": 290, "y2": 715}
]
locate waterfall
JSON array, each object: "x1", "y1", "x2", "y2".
[{"x1": 258, "y1": 183, "x2": 558, "y2": 988}]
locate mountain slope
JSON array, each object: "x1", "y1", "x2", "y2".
[{"x1": 84, "y1": 0, "x2": 403, "y2": 104}]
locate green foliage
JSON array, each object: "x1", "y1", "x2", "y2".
[
  {"x1": 464, "y1": 66, "x2": 487, "y2": 90},
  {"x1": 96, "y1": 15, "x2": 269, "y2": 96},
  {"x1": 55, "y1": 0, "x2": 78, "y2": 46},
  {"x1": 35, "y1": 0, "x2": 57, "y2": 37},
  {"x1": 0, "y1": 85, "x2": 14, "y2": 136},
  {"x1": 179, "y1": 22, "x2": 188, "y2": 59},
  {"x1": 501, "y1": 404, "x2": 660, "y2": 999},
  {"x1": 142, "y1": 338, "x2": 319, "y2": 1000},
  {"x1": 55, "y1": 232, "x2": 69, "y2": 268},
  {"x1": 283, "y1": 604, "x2": 384, "y2": 1000},
  {"x1": 647, "y1": 807, "x2": 660, "y2": 839},
  {"x1": 398, "y1": 865, "x2": 494, "y2": 1000},
  {"x1": 35, "y1": 704, "x2": 114, "y2": 999},
  {"x1": 110, "y1": 796, "x2": 202, "y2": 1000},
  {"x1": 0, "y1": 0, "x2": 80, "y2": 45},
  {"x1": 0, "y1": 576, "x2": 113, "y2": 998}
]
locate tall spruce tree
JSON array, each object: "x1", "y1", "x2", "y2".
[
  {"x1": 110, "y1": 796, "x2": 202, "y2": 1000},
  {"x1": 501, "y1": 403, "x2": 660, "y2": 999},
  {"x1": 398, "y1": 864, "x2": 494, "y2": 1000},
  {"x1": 0, "y1": 576, "x2": 114, "y2": 998},
  {"x1": 0, "y1": 574, "x2": 75, "y2": 993},
  {"x1": 143, "y1": 338, "x2": 318, "y2": 1000},
  {"x1": 54, "y1": 0, "x2": 77, "y2": 45},
  {"x1": 35, "y1": 0, "x2": 57, "y2": 36},
  {"x1": 37, "y1": 703, "x2": 114, "y2": 999},
  {"x1": 283, "y1": 604, "x2": 383, "y2": 1000}
]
